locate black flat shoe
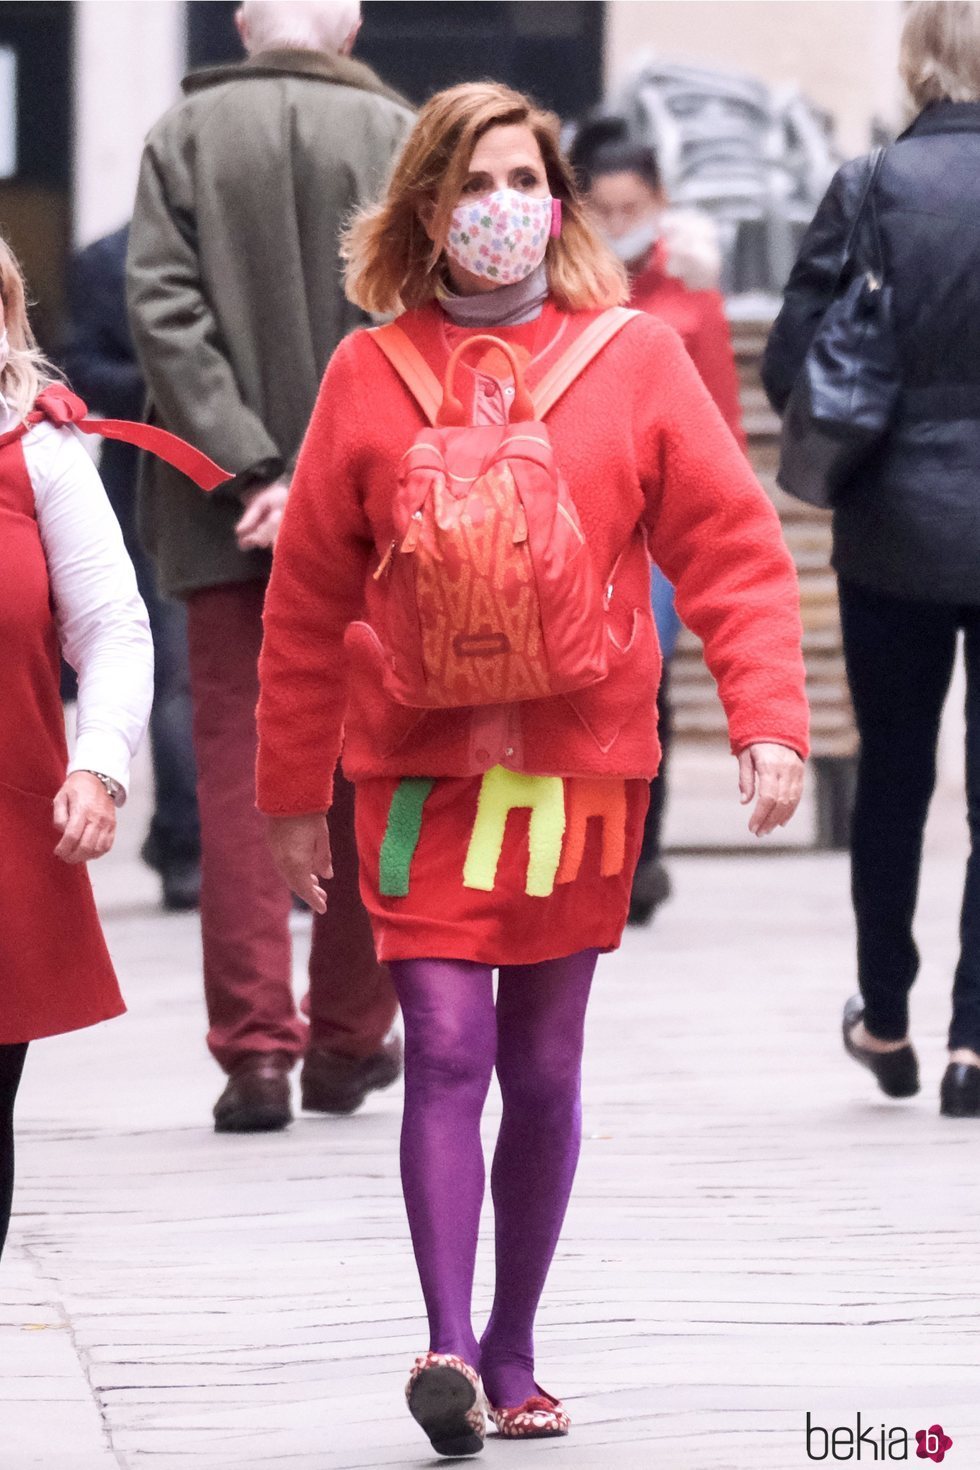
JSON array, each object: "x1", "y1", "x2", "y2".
[
  {"x1": 842, "y1": 995, "x2": 920, "y2": 1098},
  {"x1": 940, "y1": 1062, "x2": 980, "y2": 1117},
  {"x1": 161, "y1": 857, "x2": 201, "y2": 912},
  {"x1": 405, "y1": 1352, "x2": 485, "y2": 1457},
  {"x1": 628, "y1": 859, "x2": 672, "y2": 926}
]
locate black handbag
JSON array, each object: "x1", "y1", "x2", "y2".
[{"x1": 777, "y1": 149, "x2": 900, "y2": 509}]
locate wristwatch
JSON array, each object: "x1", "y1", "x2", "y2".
[{"x1": 85, "y1": 771, "x2": 123, "y2": 803}]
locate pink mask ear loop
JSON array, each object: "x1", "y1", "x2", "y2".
[{"x1": 550, "y1": 198, "x2": 563, "y2": 237}]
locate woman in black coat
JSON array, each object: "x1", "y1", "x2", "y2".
[
  {"x1": 763, "y1": 0, "x2": 980, "y2": 1117},
  {"x1": 62, "y1": 226, "x2": 201, "y2": 911}
]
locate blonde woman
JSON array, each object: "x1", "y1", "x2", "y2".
[
  {"x1": 0, "y1": 237, "x2": 153, "y2": 1260},
  {"x1": 257, "y1": 83, "x2": 808, "y2": 1454},
  {"x1": 764, "y1": 0, "x2": 980, "y2": 1117}
]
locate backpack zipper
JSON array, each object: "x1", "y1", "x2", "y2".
[
  {"x1": 556, "y1": 500, "x2": 586, "y2": 545},
  {"x1": 373, "y1": 540, "x2": 396, "y2": 581},
  {"x1": 401, "y1": 509, "x2": 425, "y2": 553},
  {"x1": 604, "y1": 547, "x2": 626, "y2": 609},
  {"x1": 373, "y1": 507, "x2": 425, "y2": 581}
]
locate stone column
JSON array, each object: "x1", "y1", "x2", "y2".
[{"x1": 73, "y1": 0, "x2": 186, "y2": 247}]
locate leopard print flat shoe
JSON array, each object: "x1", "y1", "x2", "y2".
[
  {"x1": 405, "y1": 1351, "x2": 486, "y2": 1457},
  {"x1": 489, "y1": 1386, "x2": 570, "y2": 1439}
]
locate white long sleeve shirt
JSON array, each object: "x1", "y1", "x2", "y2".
[{"x1": 4, "y1": 401, "x2": 154, "y2": 800}]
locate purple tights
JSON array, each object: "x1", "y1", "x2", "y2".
[{"x1": 389, "y1": 949, "x2": 598, "y2": 1410}]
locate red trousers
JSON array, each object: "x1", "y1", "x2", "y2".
[{"x1": 186, "y1": 581, "x2": 397, "y2": 1072}]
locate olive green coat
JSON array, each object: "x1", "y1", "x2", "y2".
[{"x1": 126, "y1": 49, "x2": 413, "y2": 597}]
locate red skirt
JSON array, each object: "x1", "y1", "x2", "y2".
[
  {"x1": 0, "y1": 779, "x2": 124, "y2": 1044},
  {"x1": 355, "y1": 765, "x2": 648, "y2": 965}
]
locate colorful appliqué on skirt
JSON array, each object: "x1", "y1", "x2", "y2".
[{"x1": 355, "y1": 767, "x2": 649, "y2": 964}]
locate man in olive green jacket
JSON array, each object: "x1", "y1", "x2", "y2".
[{"x1": 127, "y1": 0, "x2": 413, "y2": 1133}]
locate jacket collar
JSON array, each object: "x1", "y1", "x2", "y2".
[
  {"x1": 182, "y1": 47, "x2": 410, "y2": 111},
  {"x1": 899, "y1": 100, "x2": 980, "y2": 141},
  {"x1": 629, "y1": 243, "x2": 669, "y2": 293}
]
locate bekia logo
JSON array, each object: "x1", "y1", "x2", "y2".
[
  {"x1": 915, "y1": 1426, "x2": 954, "y2": 1464},
  {"x1": 805, "y1": 1414, "x2": 953, "y2": 1461}
]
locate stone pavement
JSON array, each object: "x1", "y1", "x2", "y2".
[{"x1": 4, "y1": 744, "x2": 979, "y2": 1470}]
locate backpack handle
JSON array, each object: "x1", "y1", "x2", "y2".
[{"x1": 438, "y1": 334, "x2": 536, "y2": 426}]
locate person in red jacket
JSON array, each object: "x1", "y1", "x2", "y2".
[
  {"x1": 256, "y1": 82, "x2": 808, "y2": 1457},
  {"x1": 571, "y1": 116, "x2": 748, "y2": 924},
  {"x1": 571, "y1": 116, "x2": 745, "y2": 447}
]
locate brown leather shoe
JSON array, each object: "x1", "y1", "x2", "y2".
[
  {"x1": 300, "y1": 1036, "x2": 403, "y2": 1116},
  {"x1": 213, "y1": 1054, "x2": 293, "y2": 1133}
]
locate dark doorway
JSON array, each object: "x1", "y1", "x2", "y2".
[
  {"x1": 186, "y1": 2, "x2": 605, "y2": 119},
  {"x1": 359, "y1": 3, "x2": 603, "y2": 116},
  {"x1": 0, "y1": 1, "x2": 72, "y2": 351},
  {"x1": 186, "y1": 0, "x2": 241, "y2": 68}
]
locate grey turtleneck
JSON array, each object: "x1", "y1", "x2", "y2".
[{"x1": 437, "y1": 263, "x2": 549, "y2": 329}]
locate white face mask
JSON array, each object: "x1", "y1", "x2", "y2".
[{"x1": 604, "y1": 215, "x2": 660, "y2": 266}]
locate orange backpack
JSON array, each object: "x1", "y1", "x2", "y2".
[{"x1": 369, "y1": 309, "x2": 638, "y2": 709}]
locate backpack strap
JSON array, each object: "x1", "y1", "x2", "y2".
[
  {"x1": 532, "y1": 307, "x2": 642, "y2": 419},
  {"x1": 369, "y1": 323, "x2": 443, "y2": 426},
  {"x1": 370, "y1": 306, "x2": 642, "y2": 426}
]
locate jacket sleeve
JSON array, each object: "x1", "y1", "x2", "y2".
[
  {"x1": 33, "y1": 427, "x2": 154, "y2": 798},
  {"x1": 278, "y1": 102, "x2": 414, "y2": 484},
  {"x1": 126, "y1": 133, "x2": 283, "y2": 495},
  {"x1": 761, "y1": 160, "x2": 866, "y2": 415},
  {"x1": 256, "y1": 340, "x2": 373, "y2": 816},
  {"x1": 62, "y1": 237, "x2": 146, "y2": 422},
  {"x1": 638, "y1": 321, "x2": 809, "y2": 759},
  {"x1": 687, "y1": 290, "x2": 747, "y2": 453}
]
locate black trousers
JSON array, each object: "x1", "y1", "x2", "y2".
[
  {"x1": 109, "y1": 448, "x2": 200, "y2": 866},
  {"x1": 839, "y1": 579, "x2": 980, "y2": 1051},
  {"x1": 0, "y1": 1043, "x2": 28, "y2": 1260},
  {"x1": 640, "y1": 671, "x2": 672, "y2": 865}
]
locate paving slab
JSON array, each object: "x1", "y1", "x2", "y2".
[{"x1": 3, "y1": 745, "x2": 978, "y2": 1469}]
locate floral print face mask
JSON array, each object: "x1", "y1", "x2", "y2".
[{"x1": 445, "y1": 188, "x2": 554, "y2": 286}]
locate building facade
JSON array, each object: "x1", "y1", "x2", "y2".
[{"x1": 0, "y1": 2, "x2": 907, "y2": 339}]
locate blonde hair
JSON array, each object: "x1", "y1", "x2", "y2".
[
  {"x1": 343, "y1": 81, "x2": 628, "y2": 316},
  {"x1": 900, "y1": 1, "x2": 980, "y2": 110},
  {"x1": 0, "y1": 236, "x2": 60, "y2": 420}
]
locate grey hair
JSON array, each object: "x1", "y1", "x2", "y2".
[{"x1": 239, "y1": 0, "x2": 361, "y2": 56}]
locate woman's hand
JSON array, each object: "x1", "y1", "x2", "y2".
[
  {"x1": 737, "y1": 743, "x2": 805, "y2": 837},
  {"x1": 52, "y1": 772, "x2": 117, "y2": 864},
  {"x1": 266, "y1": 813, "x2": 333, "y2": 914}
]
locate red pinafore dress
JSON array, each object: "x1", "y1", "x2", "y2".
[{"x1": 0, "y1": 425, "x2": 124, "y2": 1044}]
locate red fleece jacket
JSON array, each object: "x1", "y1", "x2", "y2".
[{"x1": 256, "y1": 301, "x2": 808, "y2": 816}]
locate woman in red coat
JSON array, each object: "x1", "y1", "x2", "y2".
[
  {"x1": 571, "y1": 116, "x2": 745, "y2": 447},
  {"x1": 0, "y1": 237, "x2": 153, "y2": 1260},
  {"x1": 571, "y1": 116, "x2": 749, "y2": 923},
  {"x1": 256, "y1": 82, "x2": 808, "y2": 1457}
]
